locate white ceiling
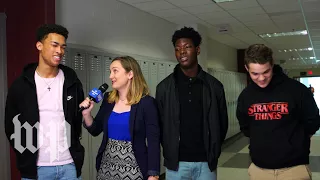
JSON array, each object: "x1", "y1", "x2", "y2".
[{"x1": 117, "y1": 0, "x2": 320, "y2": 69}]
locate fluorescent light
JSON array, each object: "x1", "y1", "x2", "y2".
[
  {"x1": 259, "y1": 30, "x2": 307, "y2": 38},
  {"x1": 212, "y1": 0, "x2": 236, "y2": 3},
  {"x1": 278, "y1": 47, "x2": 313, "y2": 52}
]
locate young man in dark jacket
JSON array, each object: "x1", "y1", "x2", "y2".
[
  {"x1": 237, "y1": 44, "x2": 320, "y2": 180},
  {"x1": 156, "y1": 27, "x2": 228, "y2": 180},
  {"x1": 5, "y1": 24, "x2": 85, "y2": 180}
]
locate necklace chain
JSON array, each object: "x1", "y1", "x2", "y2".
[{"x1": 35, "y1": 69, "x2": 57, "y2": 91}]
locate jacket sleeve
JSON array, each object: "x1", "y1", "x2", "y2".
[
  {"x1": 144, "y1": 97, "x2": 161, "y2": 176},
  {"x1": 5, "y1": 81, "x2": 20, "y2": 149},
  {"x1": 83, "y1": 94, "x2": 108, "y2": 137},
  {"x1": 217, "y1": 84, "x2": 228, "y2": 143},
  {"x1": 155, "y1": 84, "x2": 164, "y2": 146},
  {"x1": 236, "y1": 93, "x2": 250, "y2": 137},
  {"x1": 301, "y1": 87, "x2": 320, "y2": 135}
]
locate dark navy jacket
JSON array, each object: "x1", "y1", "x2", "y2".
[{"x1": 84, "y1": 93, "x2": 160, "y2": 179}]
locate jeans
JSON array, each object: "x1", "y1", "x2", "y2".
[
  {"x1": 166, "y1": 162, "x2": 217, "y2": 180},
  {"x1": 21, "y1": 162, "x2": 81, "y2": 180}
]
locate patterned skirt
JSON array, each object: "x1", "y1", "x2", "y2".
[{"x1": 96, "y1": 138, "x2": 143, "y2": 180}]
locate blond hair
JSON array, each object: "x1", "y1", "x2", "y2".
[{"x1": 108, "y1": 56, "x2": 149, "y2": 105}]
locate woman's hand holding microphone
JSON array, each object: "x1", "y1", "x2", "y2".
[{"x1": 79, "y1": 97, "x2": 95, "y2": 127}]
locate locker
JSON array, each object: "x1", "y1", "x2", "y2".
[
  {"x1": 149, "y1": 62, "x2": 158, "y2": 97},
  {"x1": 140, "y1": 61, "x2": 149, "y2": 86},
  {"x1": 70, "y1": 51, "x2": 87, "y2": 93},
  {"x1": 88, "y1": 54, "x2": 103, "y2": 92},
  {"x1": 166, "y1": 63, "x2": 175, "y2": 76},
  {"x1": 69, "y1": 50, "x2": 90, "y2": 180},
  {"x1": 61, "y1": 50, "x2": 69, "y2": 67},
  {"x1": 103, "y1": 56, "x2": 112, "y2": 92},
  {"x1": 208, "y1": 68, "x2": 247, "y2": 140},
  {"x1": 158, "y1": 63, "x2": 166, "y2": 83}
]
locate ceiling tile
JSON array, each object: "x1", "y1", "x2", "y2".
[
  {"x1": 301, "y1": 0, "x2": 320, "y2": 13},
  {"x1": 182, "y1": 3, "x2": 224, "y2": 14},
  {"x1": 248, "y1": 24, "x2": 279, "y2": 34},
  {"x1": 232, "y1": 32, "x2": 259, "y2": 39},
  {"x1": 165, "y1": 0, "x2": 213, "y2": 7},
  {"x1": 307, "y1": 21, "x2": 320, "y2": 30},
  {"x1": 243, "y1": 20, "x2": 274, "y2": 27},
  {"x1": 263, "y1": 36, "x2": 311, "y2": 49},
  {"x1": 163, "y1": 14, "x2": 200, "y2": 24},
  {"x1": 196, "y1": 11, "x2": 231, "y2": 20},
  {"x1": 313, "y1": 41, "x2": 320, "y2": 46},
  {"x1": 223, "y1": 41, "x2": 249, "y2": 49},
  {"x1": 228, "y1": 6, "x2": 265, "y2": 16},
  {"x1": 311, "y1": 37, "x2": 320, "y2": 42},
  {"x1": 276, "y1": 23, "x2": 306, "y2": 32},
  {"x1": 270, "y1": 12, "x2": 303, "y2": 22},
  {"x1": 131, "y1": 1, "x2": 176, "y2": 11},
  {"x1": 217, "y1": 0, "x2": 259, "y2": 10},
  {"x1": 257, "y1": 0, "x2": 297, "y2": 6},
  {"x1": 262, "y1": 2, "x2": 300, "y2": 13},
  {"x1": 231, "y1": 32, "x2": 266, "y2": 45},
  {"x1": 195, "y1": 19, "x2": 215, "y2": 28},
  {"x1": 118, "y1": 0, "x2": 158, "y2": 4},
  {"x1": 236, "y1": 14, "x2": 270, "y2": 23},
  {"x1": 206, "y1": 17, "x2": 240, "y2": 25},
  {"x1": 150, "y1": 8, "x2": 189, "y2": 18},
  {"x1": 228, "y1": 24, "x2": 251, "y2": 33},
  {"x1": 208, "y1": 33, "x2": 239, "y2": 43},
  {"x1": 310, "y1": 29, "x2": 320, "y2": 37},
  {"x1": 305, "y1": 12, "x2": 320, "y2": 22}
]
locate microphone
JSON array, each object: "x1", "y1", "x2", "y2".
[{"x1": 79, "y1": 83, "x2": 109, "y2": 112}]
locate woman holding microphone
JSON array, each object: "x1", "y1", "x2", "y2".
[{"x1": 79, "y1": 56, "x2": 160, "y2": 180}]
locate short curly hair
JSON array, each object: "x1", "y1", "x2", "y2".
[
  {"x1": 36, "y1": 24, "x2": 69, "y2": 42},
  {"x1": 245, "y1": 44, "x2": 273, "y2": 66},
  {"x1": 172, "y1": 27, "x2": 202, "y2": 47}
]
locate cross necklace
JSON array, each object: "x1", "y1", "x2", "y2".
[{"x1": 36, "y1": 69, "x2": 57, "y2": 91}]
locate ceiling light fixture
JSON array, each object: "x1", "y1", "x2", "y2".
[
  {"x1": 278, "y1": 47, "x2": 313, "y2": 52},
  {"x1": 259, "y1": 30, "x2": 307, "y2": 38}
]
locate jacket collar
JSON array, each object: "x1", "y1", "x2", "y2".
[{"x1": 173, "y1": 64, "x2": 208, "y2": 85}]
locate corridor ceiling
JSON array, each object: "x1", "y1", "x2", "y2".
[{"x1": 117, "y1": 0, "x2": 320, "y2": 69}]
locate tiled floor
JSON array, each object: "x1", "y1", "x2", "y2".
[{"x1": 217, "y1": 130, "x2": 320, "y2": 180}]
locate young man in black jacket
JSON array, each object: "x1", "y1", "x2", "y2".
[
  {"x1": 156, "y1": 27, "x2": 228, "y2": 180},
  {"x1": 5, "y1": 24, "x2": 85, "y2": 180},
  {"x1": 237, "y1": 44, "x2": 320, "y2": 180}
]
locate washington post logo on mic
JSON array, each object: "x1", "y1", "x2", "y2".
[{"x1": 89, "y1": 88, "x2": 103, "y2": 103}]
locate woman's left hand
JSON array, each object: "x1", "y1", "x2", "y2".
[{"x1": 148, "y1": 176, "x2": 159, "y2": 180}]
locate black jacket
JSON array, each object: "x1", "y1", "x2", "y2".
[
  {"x1": 84, "y1": 94, "x2": 160, "y2": 180},
  {"x1": 155, "y1": 64, "x2": 228, "y2": 171},
  {"x1": 237, "y1": 64, "x2": 320, "y2": 169},
  {"x1": 5, "y1": 63, "x2": 85, "y2": 179}
]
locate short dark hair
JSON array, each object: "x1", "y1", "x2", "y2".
[
  {"x1": 171, "y1": 27, "x2": 202, "y2": 47},
  {"x1": 245, "y1": 44, "x2": 273, "y2": 66},
  {"x1": 36, "y1": 24, "x2": 69, "y2": 42}
]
